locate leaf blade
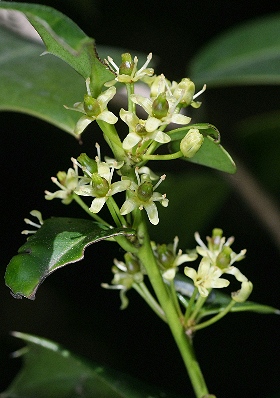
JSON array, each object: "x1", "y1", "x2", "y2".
[
  {"x1": 4, "y1": 218, "x2": 134, "y2": 300},
  {"x1": 190, "y1": 13, "x2": 280, "y2": 87},
  {"x1": 1, "y1": 332, "x2": 184, "y2": 398}
]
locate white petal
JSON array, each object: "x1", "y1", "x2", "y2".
[
  {"x1": 89, "y1": 197, "x2": 106, "y2": 213},
  {"x1": 144, "y1": 202, "x2": 159, "y2": 225},
  {"x1": 110, "y1": 180, "x2": 131, "y2": 195},
  {"x1": 184, "y1": 266, "x2": 197, "y2": 282},
  {"x1": 98, "y1": 86, "x2": 116, "y2": 108},
  {"x1": 97, "y1": 162, "x2": 111, "y2": 180},
  {"x1": 170, "y1": 114, "x2": 191, "y2": 125},
  {"x1": 74, "y1": 115, "x2": 93, "y2": 135},
  {"x1": 130, "y1": 94, "x2": 152, "y2": 114},
  {"x1": 225, "y1": 266, "x2": 248, "y2": 282},
  {"x1": 145, "y1": 117, "x2": 161, "y2": 132},
  {"x1": 120, "y1": 198, "x2": 137, "y2": 215},
  {"x1": 150, "y1": 130, "x2": 171, "y2": 143},
  {"x1": 123, "y1": 133, "x2": 141, "y2": 150},
  {"x1": 97, "y1": 110, "x2": 118, "y2": 124},
  {"x1": 120, "y1": 109, "x2": 139, "y2": 129},
  {"x1": 75, "y1": 186, "x2": 95, "y2": 196}
]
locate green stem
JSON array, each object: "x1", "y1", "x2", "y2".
[
  {"x1": 184, "y1": 287, "x2": 199, "y2": 324},
  {"x1": 192, "y1": 300, "x2": 236, "y2": 332},
  {"x1": 73, "y1": 194, "x2": 110, "y2": 226},
  {"x1": 188, "y1": 294, "x2": 208, "y2": 324},
  {"x1": 133, "y1": 282, "x2": 167, "y2": 322},
  {"x1": 97, "y1": 120, "x2": 126, "y2": 162},
  {"x1": 137, "y1": 218, "x2": 209, "y2": 397},
  {"x1": 142, "y1": 150, "x2": 182, "y2": 161}
]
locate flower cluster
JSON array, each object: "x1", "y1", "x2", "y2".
[
  {"x1": 101, "y1": 253, "x2": 144, "y2": 309},
  {"x1": 151, "y1": 236, "x2": 197, "y2": 280},
  {"x1": 184, "y1": 229, "x2": 253, "y2": 301},
  {"x1": 120, "y1": 167, "x2": 168, "y2": 225},
  {"x1": 64, "y1": 77, "x2": 118, "y2": 137}
]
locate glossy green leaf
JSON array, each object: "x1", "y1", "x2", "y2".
[
  {"x1": 1, "y1": 332, "x2": 183, "y2": 398},
  {"x1": 190, "y1": 13, "x2": 280, "y2": 87},
  {"x1": 0, "y1": 25, "x2": 155, "y2": 136},
  {"x1": 0, "y1": 26, "x2": 84, "y2": 136},
  {"x1": 170, "y1": 129, "x2": 236, "y2": 174},
  {"x1": 0, "y1": 2, "x2": 114, "y2": 96},
  {"x1": 169, "y1": 123, "x2": 221, "y2": 142},
  {"x1": 5, "y1": 218, "x2": 134, "y2": 300}
]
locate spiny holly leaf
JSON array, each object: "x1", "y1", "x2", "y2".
[
  {"x1": 5, "y1": 218, "x2": 134, "y2": 300},
  {"x1": 0, "y1": 2, "x2": 114, "y2": 96},
  {"x1": 1, "y1": 332, "x2": 184, "y2": 398},
  {"x1": 170, "y1": 125, "x2": 236, "y2": 174}
]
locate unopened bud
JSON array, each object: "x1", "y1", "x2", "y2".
[
  {"x1": 173, "y1": 78, "x2": 195, "y2": 106},
  {"x1": 180, "y1": 129, "x2": 204, "y2": 158}
]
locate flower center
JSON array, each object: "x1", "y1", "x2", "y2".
[{"x1": 91, "y1": 173, "x2": 109, "y2": 197}]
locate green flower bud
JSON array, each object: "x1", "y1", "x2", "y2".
[
  {"x1": 152, "y1": 93, "x2": 169, "y2": 119},
  {"x1": 91, "y1": 173, "x2": 109, "y2": 197},
  {"x1": 137, "y1": 181, "x2": 153, "y2": 202},
  {"x1": 119, "y1": 53, "x2": 134, "y2": 76},
  {"x1": 77, "y1": 153, "x2": 97, "y2": 174},
  {"x1": 83, "y1": 94, "x2": 101, "y2": 117},
  {"x1": 156, "y1": 244, "x2": 174, "y2": 269},
  {"x1": 180, "y1": 129, "x2": 204, "y2": 158},
  {"x1": 124, "y1": 253, "x2": 141, "y2": 274},
  {"x1": 173, "y1": 78, "x2": 195, "y2": 106},
  {"x1": 232, "y1": 281, "x2": 253, "y2": 303},
  {"x1": 216, "y1": 246, "x2": 232, "y2": 269}
]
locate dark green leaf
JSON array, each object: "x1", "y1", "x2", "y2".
[
  {"x1": 0, "y1": 2, "x2": 114, "y2": 96},
  {"x1": 171, "y1": 133, "x2": 236, "y2": 174},
  {"x1": 0, "y1": 26, "x2": 84, "y2": 136},
  {"x1": 5, "y1": 218, "x2": 134, "y2": 300},
  {"x1": 190, "y1": 13, "x2": 280, "y2": 87},
  {"x1": 0, "y1": 25, "x2": 155, "y2": 136},
  {"x1": 0, "y1": 332, "x2": 183, "y2": 398}
]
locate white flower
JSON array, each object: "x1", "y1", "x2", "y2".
[
  {"x1": 194, "y1": 229, "x2": 247, "y2": 283},
  {"x1": 64, "y1": 78, "x2": 117, "y2": 137},
  {"x1": 105, "y1": 52, "x2": 154, "y2": 86},
  {"x1": 120, "y1": 168, "x2": 168, "y2": 225},
  {"x1": 73, "y1": 144, "x2": 130, "y2": 213},
  {"x1": 152, "y1": 236, "x2": 198, "y2": 281},
  {"x1": 120, "y1": 108, "x2": 171, "y2": 150},
  {"x1": 45, "y1": 161, "x2": 79, "y2": 205},
  {"x1": 130, "y1": 93, "x2": 191, "y2": 130},
  {"x1": 184, "y1": 257, "x2": 230, "y2": 297}
]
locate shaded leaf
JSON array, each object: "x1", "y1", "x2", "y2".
[
  {"x1": 0, "y1": 332, "x2": 183, "y2": 398},
  {"x1": 190, "y1": 13, "x2": 280, "y2": 87},
  {"x1": 0, "y1": 2, "x2": 114, "y2": 96},
  {"x1": 5, "y1": 218, "x2": 134, "y2": 300},
  {"x1": 0, "y1": 25, "x2": 155, "y2": 136}
]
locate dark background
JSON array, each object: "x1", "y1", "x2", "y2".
[{"x1": 1, "y1": 1, "x2": 280, "y2": 397}]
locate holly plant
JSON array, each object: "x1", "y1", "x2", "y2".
[{"x1": 0, "y1": 3, "x2": 279, "y2": 398}]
